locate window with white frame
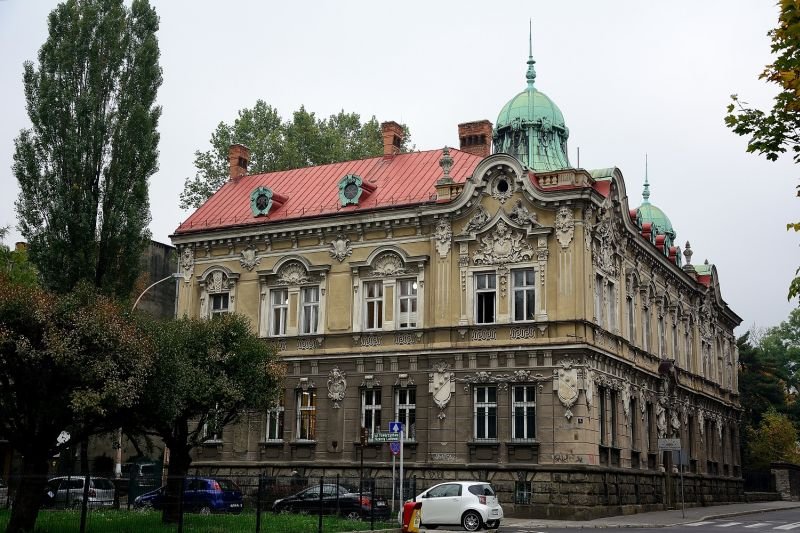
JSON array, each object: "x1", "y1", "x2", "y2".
[
  {"x1": 606, "y1": 281, "x2": 617, "y2": 332},
  {"x1": 300, "y1": 286, "x2": 319, "y2": 334},
  {"x1": 364, "y1": 281, "x2": 383, "y2": 330},
  {"x1": 474, "y1": 385, "x2": 497, "y2": 440},
  {"x1": 397, "y1": 279, "x2": 418, "y2": 328},
  {"x1": 512, "y1": 269, "x2": 535, "y2": 322},
  {"x1": 595, "y1": 274, "x2": 604, "y2": 326},
  {"x1": 475, "y1": 273, "x2": 496, "y2": 324},
  {"x1": 265, "y1": 398, "x2": 284, "y2": 442},
  {"x1": 627, "y1": 295, "x2": 636, "y2": 343},
  {"x1": 296, "y1": 389, "x2": 316, "y2": 441},
  {"x1": 642, "y1": 300, "x2": 651, "y2": 352},
  {"x1": 395, "y1": 388, "x2": 416, "y2": 440},
  {"x1": 362, "y1": 388, "x2": 382, "y2": 437},
  {"x1": 210, "y1": 293, "x2": 229, "y2": 317},
  {"x1": 270, "y1": 288, "x2": 288, "y2": 336},
  {"x1": 512, "y1": 385, "x2": 536, "y2": 441}
]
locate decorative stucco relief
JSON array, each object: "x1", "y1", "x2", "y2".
[
  {"x1": 429, "y1": 361, "x2": 455, "y2": 420},
  {"x1": 555, "y1": 207, "x2": 574, "y2": 249},
  {"x1": 462, "y1": 205, "x2": 489, "y2": 234},
  {"x1": 327, "y1": 367, "x2": 347, "y2": 409},
  {"x1": 239, "y1": 245, "x2": 261, "y2": 272},
  {"x1": 329, "y1": 235, "x2": 352, "y2": 262},
  {"x1": 509, "y1": 199, "x2": 539, "y2": 227},
  {"x1": 274, "y1": 262, "x2": 316, "y2": 286},
  {"x1": 555, "y1": 360, "x2": 580, "y2": 420},
  {"x1": 207, "y1": 271, "x2": 230, "y2": 293},
  {"x1": 434, "y1": 218, "x2": 452, "y2": 259},
  {"x1": 369, "y1": 252, "x2": 407, "y2": 277},
  {"x1": 181, "y1": 247, "x2": 194, "y2": 282},
  {"x1": 456, "y1": 369, "x2": 548, "y2": 392},
  {"x1": 472, "y1": 220, "x2": 533, "y2": 266}
]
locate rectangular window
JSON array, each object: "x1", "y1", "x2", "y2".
[
  {"x1": 595, "y1": 275, "x2": 604, "y2": 327},
  {"x1": 627, "y1": 296, "x2": 636, "y2": 343},
  {"x1": 642, "y1": 306, "x2": 651, "y2": 352},
  {"x1": 686, "y1": 331, "x2": 693, "y2": 372},
  {"x1": 362, "y1": 389, "x2": 382, "y2": 436},
  {"x1": 512, "y1": 385, "x2": 536, "y2": 441},
  {"x1": 606, "y1": 282, "x2": 617, "y2": 331},
  {"x1": 296, "y1": 390, "x2": 316, "y2": 441},
  {"x1": 658, "y1": 315, "x2": 665, "y2": 357},
  {"x1": 630, "y1": 397, "x2": 638, "y2": 450},
  {"x1": 210, "y1": 293, "x2": 229, "y2": 317},
  {"x1": 599, "y1": 387, "x2": 607, "y2": 445},
  {"x1": 364, "y1": 281, "x2": 383, "y2": 330},
  {"x1": 475, "y1": 273, "x2": 496, "y2": 324},
  {"x1": 203, "y1": 403, "x2": 222, "y2": 442},
  {"x1": 270, "y1": 288, "x2": 288, "y2": 336},
  {"x1": 646, "y1": 403, "x2": 655, "y2": 452},
  {"x1": 474, "y1": 386, "x2": 497, "y2": 440},
  {"x1": 512, "y1": 269, "x2": 536, "y2": 321},
  {"x1": 672, "y1": 322, "x2": 680, "y2": 363},
  {"x1": 300, "y1": 286, "x2": 319, "y2": 334},
  {"x1": 610, "y1": 389, "x2": 619, "y2": 447},
  {"x1": 397, "y1": 279, "x2": 418, "y2": 329},
  {"x1": 514, "y1": 481, "x2": 531, "y2": 505},
  {"x1": 396, "y1": 388, "x2": 416, "y2": 440},
  {"x1": 265, "y1": 398, "x2": 284, "y2": 442}
]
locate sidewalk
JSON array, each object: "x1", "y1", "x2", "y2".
[{"x1": 501, "y1": 501, "x2": 800, "y2": 529}]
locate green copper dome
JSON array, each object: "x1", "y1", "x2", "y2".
[
  {"x1": 493, "y1": 28, "x2": 570, "y2": 171},
  {"x1": 637, "y1": 177, "x2": 676, "y2": 242}
]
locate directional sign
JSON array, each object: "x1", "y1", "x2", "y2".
[
  {"x1": 658, "y1": 438, "x2": 681, "y2": 451},
  {"x1": 389, "y1": 422, "x2": 403, "y2": 433},
  {"x1": 372, "y1": 431, "x2": 400, "y2": 443},
  {"x1": 389, "y1": 442, "x2": 401, "y2": 456}
]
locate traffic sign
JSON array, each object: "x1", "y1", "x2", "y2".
[
  {"x1": 372, "y1": 431, "x2": 400, "y2": 443},
  {"x1": 658, "y1": 438, "x2": 681, "y2": 451},
  {"x1": 389, "y1": 421, "x2": 403, "y2": 433},
  {"x1": 390, "y1": 442, "x2": 401, "y2": 456}
]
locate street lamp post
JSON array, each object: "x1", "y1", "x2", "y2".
[{"x1": 114, "y1": 273, "x2": 180, "y2": 478}]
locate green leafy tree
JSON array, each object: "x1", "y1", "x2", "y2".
[
  {"x1": 0, "y1": 227, "x2": 38, "y2": 287},
  {"x1": 747, "y1": 407, "x2": 800, "y2": 470},
  {"x1": 13, "y1": 0, "x2": 162, "y2": 298},
  {"x1": 725, "y1": 0, "x2": 800, "y2": 300},
  {"x1": 0, "y1": 280, "x2": 154, "y2": 533},
  {"x1": 179, "y1": 101, "x2": 412, "y2": 209},
  {"x1": 126, "y1": 313, "x2": 283, "y2": 523}
]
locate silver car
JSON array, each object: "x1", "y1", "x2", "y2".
[
  {"x1": 0, "y1": 478, "x2": 8, "y2": 508},
  {"x1": 44, "y1": 476, "x2": 115, "y2": 509},
  {"x1": 412, "y1": 481, "x2": 503, "y2": 531}
]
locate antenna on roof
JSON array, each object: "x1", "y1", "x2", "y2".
[
  {"x1": 577, "y1": 146, "x2": 580, "y2": 168},
  {"x1": 643, "y1": 153, "x2": 651, "y2": 204}
]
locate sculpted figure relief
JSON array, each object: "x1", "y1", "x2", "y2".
[
  {"x1": 327, "y1": 367, "x2": 347, "y2": 409},
  {"x1": 472, "y1": 220, "x2": 533, "y2": 266}
]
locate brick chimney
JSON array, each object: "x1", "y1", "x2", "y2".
[
  {"x1": 381, "y1": 121, "x2": 404, "y2": 159},
  {"x1": 228, "y1": 144, "x2": 250, "y2": 179},
  {"x1": 458, "y1": 120, "x2": 493, "y2": 158}
]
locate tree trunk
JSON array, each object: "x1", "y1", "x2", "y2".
[
  {"x1": 161, "y1": 444, "x2": 192, "y2": 524},
  {"x1": 6, "y1": 453, "x2": 49, "y2": 533}
]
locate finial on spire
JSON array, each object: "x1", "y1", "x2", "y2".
[
  {"x1": 642, "y1": 154, "x2": 651, "y2": 204},
  {"x1": 526, "y1": 19, "x2": 536, "y2": 90}
]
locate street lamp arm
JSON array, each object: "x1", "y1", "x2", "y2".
[{"x1": 132, "y1": 273, "x2": 179, "y2": 310}]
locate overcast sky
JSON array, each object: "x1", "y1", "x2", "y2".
[{"x1": 0, "y1": 1, "x2": 797, "y2": 333}]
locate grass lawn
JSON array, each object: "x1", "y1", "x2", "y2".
[{"x1": 0, "y1": 509, "x2": 396, "y2": 532}]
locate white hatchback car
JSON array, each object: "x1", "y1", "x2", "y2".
[{"x1": 410, "y1": 481, "x2": 503, "y2": 531}]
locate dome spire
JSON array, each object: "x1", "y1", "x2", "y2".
[
  {"x1": 642, "y1": 153, "x2": 651, "y2": 204},
  {"x1": 526, "y1": 19, "x2": 536, "y2": 90}
]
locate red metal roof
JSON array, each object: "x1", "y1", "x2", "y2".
[{"x1": 175, "y1": 149, "x2": 482, "y2": 235}]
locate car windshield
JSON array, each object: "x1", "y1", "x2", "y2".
[
  {"x1": 468, "y1": 484, "x2": 495, "y2": 496},
  {"x1": 215, "y1": 479, "x2": 239, "y2": 492}
]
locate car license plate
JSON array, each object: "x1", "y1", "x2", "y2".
[{"x1": 230, "y1": 503, "x2": 242, "y2": 508}]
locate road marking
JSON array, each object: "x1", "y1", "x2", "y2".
[
  {"x1": 716, "y1": 523, "x2": 742, "y2": 527},
  {"x1": 744, "y1": 523, "x2": 771, "y2": 528},
  {"x1": 687, "y1": 522, "x2": 715, "y2": 527},
  {"x1": 775, "y1": 523, "x2": 800, "y2": 530}
]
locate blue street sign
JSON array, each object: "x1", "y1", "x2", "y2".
[
  {"x1": 389, "y1": 421, "x2": 403, "y2": 433},
  {"x1": 390, "y1": 442, "x2": 401, "y2": 456}
]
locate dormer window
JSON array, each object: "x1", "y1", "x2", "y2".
[
  {"x1": 251, "y1": 186, "x2": 274, "y2": 216},
  {"x1": 338, "y1": 174, "x2": 375, "y2": 207}
]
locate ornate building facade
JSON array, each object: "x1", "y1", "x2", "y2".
[{"x1": 170, "y1": 47, "x2": 742, "y2": 518}]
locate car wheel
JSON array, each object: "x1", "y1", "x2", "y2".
[
  {"x1": 345, "y1": 510, "x2": 361, "y2": 520},
  {"x1": 461, "y1": 510, "x2": 483, "y2": 532},
  {"x1": 135, "y1": 502, "x2": 153, "y2": 512},
  {"x1": 198, "y1": 505, "x2": 211, "y2": 515}
]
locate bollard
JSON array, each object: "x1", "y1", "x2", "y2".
[{"x1": 401, "y1": 500, "x2": 422, "y2": 533}]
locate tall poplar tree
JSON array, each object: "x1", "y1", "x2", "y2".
[{"x1": 13, "y1": 0, "x2": 162, "y2": 298}]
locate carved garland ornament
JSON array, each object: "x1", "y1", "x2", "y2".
[{"x1": 456, "y1": 369, "x2": 548, "y2": 392}]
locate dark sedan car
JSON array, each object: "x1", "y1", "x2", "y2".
[
  {"x1": 272, "y1": 483, "x2": 389, "y2": 519},
  {"x1": 133, "y1": 477, "x2": 243, "y2": 514}
]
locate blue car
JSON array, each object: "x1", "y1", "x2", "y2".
[{"x1": 133, "y1": 477, "x2": 243, "y2": 514}]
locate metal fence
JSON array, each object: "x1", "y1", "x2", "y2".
[{"x1": 743, "y1": 469, "x2": 775, "y2": 492}]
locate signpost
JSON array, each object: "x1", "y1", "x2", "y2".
[
  {"x1": 389, "y1": 422, "x2": 403, "y2": 515},
  {"x1": 658, "y1": 438, "x2": 685, "y2": 518}
]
